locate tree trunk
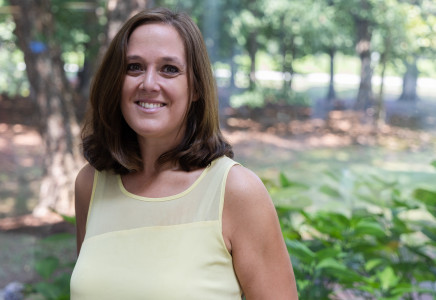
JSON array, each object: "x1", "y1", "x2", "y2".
[
  {"x1": 375, "y1": 52, "x2": 387, "y2": 128},
  {"x1": 229, "y1": 45, "x2": 237, "y2": 90},
  {"x1": 354, "y1": 0, "x2": 374, "y2": 111},
  {"x1": 202, "y1": 0, "x2": 220, "y2": 63},
  {"x1": 76, "y1": 6, "x2": 104, "y2": 111},
  {"x1": 10, "y1": 0, "x2": 82, "y2": 216},
  {"x1": 399, "y1": 58, "x2": 419, "y2": 102},
  {"x1": 78, "y1": 0, "x2": 150, "y2": 113},
  {"x1": 326, "y1": 48, "x2": 336, "y2": 102},
  {"x1": 247, "y1": 31, "x2": 258, "y2": 90},
  {"x1": 76, "y1": 0, "x2": 150, "y2": 118},
  {"x1": 99, "y1": 0, "x2": 150, "y2": 58},
  {"x1": 280, "y1": 16, "x2": 294, "y2": 91},
  {"x1": 10, "y1": 0, "x2": 150, "y2": 217}
]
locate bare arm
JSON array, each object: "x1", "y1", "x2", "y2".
[
  {"x1": 223, "y1": 165, "x2": 298, "y2": 300},
  {"x1": 74, "y1": 164, "x2": 95, "y2": 255}
]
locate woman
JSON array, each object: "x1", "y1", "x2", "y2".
[{"x1": 70, "y1": 8, "x2": 298, "y2": 299}]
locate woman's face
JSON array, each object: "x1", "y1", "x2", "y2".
[{"x1": 121, "y1": 23, "x2": 190, "y2": 145}]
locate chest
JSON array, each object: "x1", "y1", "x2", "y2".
[
  {"x1": 120, "y1": 168, "x2": 204, "y2": 198},
  {"x1": 71, "y1": 224, "x2": 242, "y2": 300}
]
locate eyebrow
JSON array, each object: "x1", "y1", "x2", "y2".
[{"x1": 126, "y1": 55, "x2": 185, "y2": 67}]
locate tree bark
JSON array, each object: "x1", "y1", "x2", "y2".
[
  {"x1": 229, "y1": 45, "x2": 237, "y2": 90},
  {"x1": 280, "y1": 15, "x2": 294, "y2": 91},
  {"x1": 76, "y1": 6, "x2": 104, "y2": 110},
  {"x1": 99, "y1": 0, "x2": 150, "y2": 58},
  {"x1": 10, "y1": 0, "x2": 150, "y2": 217},
  {"x1": 354, "y1": 0, "x2": 374, "y2": 111},
  {"x1": 375, "y1": 52, "x2": 387, "y2": 128},
  {"x1": 10, "y1": 0, "x2": 82, "y2": 216},
  {"x1": 247, "y1": 31, "x2": 257, "y2": 90},
  {"x1": 399, "y1": 58, "x2": 419, "y2": 102},
  {"x1": 327, "y1": 48, "x2": 336, "y2": 102},
  {"x1": 77, "y1": 0, "x2": 150, "y2": 115}
]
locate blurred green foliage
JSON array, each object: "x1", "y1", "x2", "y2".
[
  {"x1": 1, "y1": 0, "x2": 436, "y2": 102},
  {"x1": 0, "y1": 10, "x2": 29, "y2": 96},
  {"x1": 273, "y1": 161, "x2": 436, "y2": 299},
  {"x1": 24, "y1": 215, "x2": 76, "y2": 300}
]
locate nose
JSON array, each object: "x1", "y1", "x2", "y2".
[{"x1": 140, "y1": 69, "x2": 159, "y2": 92}]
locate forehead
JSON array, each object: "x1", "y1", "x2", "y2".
[{"x1": 127, "y1": 23, "x2": 186, "y2": 61}]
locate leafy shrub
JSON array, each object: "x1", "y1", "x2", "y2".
[
  {"x1": 273, "y1": 161, "x2": 436, "y2": 299},
  {"x1": 24, "y1": 215, "x2": 76, "y2": 300}
]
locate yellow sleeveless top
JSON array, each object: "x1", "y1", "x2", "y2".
[{"x1": 70, "y1": 156, "x2": 242, "y2": 299}]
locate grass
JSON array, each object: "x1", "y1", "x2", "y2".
[
  {"x1": 0, "y1": 233, "x2": 37, "y2": 286},
  {"x1": 0, "y1": 231, "x2": 76, "y2": 288},
  {"x1": 234, "y1": 144, "x2": 436, "y2": 211}
]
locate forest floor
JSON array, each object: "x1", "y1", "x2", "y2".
[{"x1": 0, "y1": 94, "x2": 436, "y2": 289}]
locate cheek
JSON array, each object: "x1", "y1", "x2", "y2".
[
  {"x1": 121, "y1": 78, "x2": 133, "y2": 98},
  {"x1": 120, "y1": 86, "x2": 131, "y2": 119}
]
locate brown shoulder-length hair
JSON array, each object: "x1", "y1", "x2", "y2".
[{"x1": 81, "y1": 8, "x2": 233, "y2": 174}]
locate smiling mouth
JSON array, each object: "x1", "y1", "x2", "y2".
[{"x1": 136, "y1": 101, "x2": 165, "y2": 109}]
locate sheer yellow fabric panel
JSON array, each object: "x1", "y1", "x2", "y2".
[{"x1": 70, "y1": 157, "x2": 242, "y2": 300}]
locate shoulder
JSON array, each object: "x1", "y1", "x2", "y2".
[
  {"x1": 75, "y1": 163, "x2": 96, "y2": 215},
  {"x1": 225, "y1": 164, "x2": 272, "y2": 211},
  {"x1": 76, "y1": 163, "x2": 96, "y2": 183},
  {"x1": 223, "y1": 164, "x2": 277, "y2": 245},
  {"x1": 75, "y1": 163, "x2": 96, "y2": 190},
  {"x1": 75, "y1": 164, "x2": 96, "y2": 254}
]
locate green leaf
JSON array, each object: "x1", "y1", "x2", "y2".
[
  {"x1": 431, "y1": 160, "x2": 436, "y2": 169},
  {"x1": 34, "y1": 281, "x2": 62, "y2": 300},
  {"x1": 316, "y1": 258, "x2": 364, "y2": 283},
  {"x1": 315, "y1": 247, "x2": 342, "y2": 261},
  {"x1": 271, "y1": 188, "x2": 312, "y2": 208},
  {"x1": 61, "y1": 214, "x2": 76, "y2": 225},
  {"x1": 422, "y1": 226, "x2": 436, "y2": 242},
  {"x1": 324, "y1": 170, "x2": 341, "y2": 182},
  {"x1": 327, "y1": 212, "x2": 350, "y2": 227},
  {"x1": 365, "y1": 258, "x2": 384, "y2": 272},
  {"x1": 285, "y1": 239, "x2": 316, "y2": 263},
  {"x1": 389, "y1": 283, "x2": 415, "y2": 295},
  {"x1": 392, "y1": 216, "x2": 413, "y2": 234},
  {"x1": 369, "y1": 175, "x2": 397, "y2": 187},
  {"x1": 306, "y1": 211, "x2": 350, "y2": 238},
  {"x1": 405, "y1": 244, "x2": 434, "y2": 261},
  {"x1": 278, "y1": 172, "x2": 309, "y2": 189},
  {"x1": 392, "y1": 197, "x2": 418, "y2": 210},
  {"x1": 378, "y1": 266, "x2": 399, "y2": 291},
  {"x1": 275, "y1": 204, "x2": 293, "y2": 213},
  {"x1": 354, "y1": 220, "x2": 386, "y2": 238},
  {"x1": 413, "y1": 188, "x2": 436, "y2": 206},
  {"x1": 34, "y1": 256, "x2": 59, "y2": 279},
  {"x1": 53, "y1": 272, "x2": 72, "y2": 297},
  {"x1": 279, "y1": 172, "x2": 291, "y2": 187},
  {"x1": 414, "y1": 188, "x2": 436, "y2": 217},
  {"x1": 316, "y1": 257, "x2": 346, "y2": 270},
  {"x1": 319, "y1": 184, "x2": 341, "y2": 198}
]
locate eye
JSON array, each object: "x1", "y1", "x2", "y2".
[
  {"x1": 161, "y1": 65, "x2": 180, "y2": 75},
  {"x1": 126, "y1": 63, "x2": 143, "y2": 74}
]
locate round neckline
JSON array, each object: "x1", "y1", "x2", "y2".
[{"x1": 117, "y1": 161, "x2": 214, "y2": 202}]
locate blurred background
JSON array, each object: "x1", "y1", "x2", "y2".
[{"x1": 0, "y1": 0, "x2": 435, "y2": 299}]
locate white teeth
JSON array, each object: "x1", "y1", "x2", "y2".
[{"x1": 138, "y1": 102, "x2": 164, "y2": 109}]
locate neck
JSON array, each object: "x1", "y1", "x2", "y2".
[{"x1": 136, "y1": 137, "x2": 181, "y2": 177}]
